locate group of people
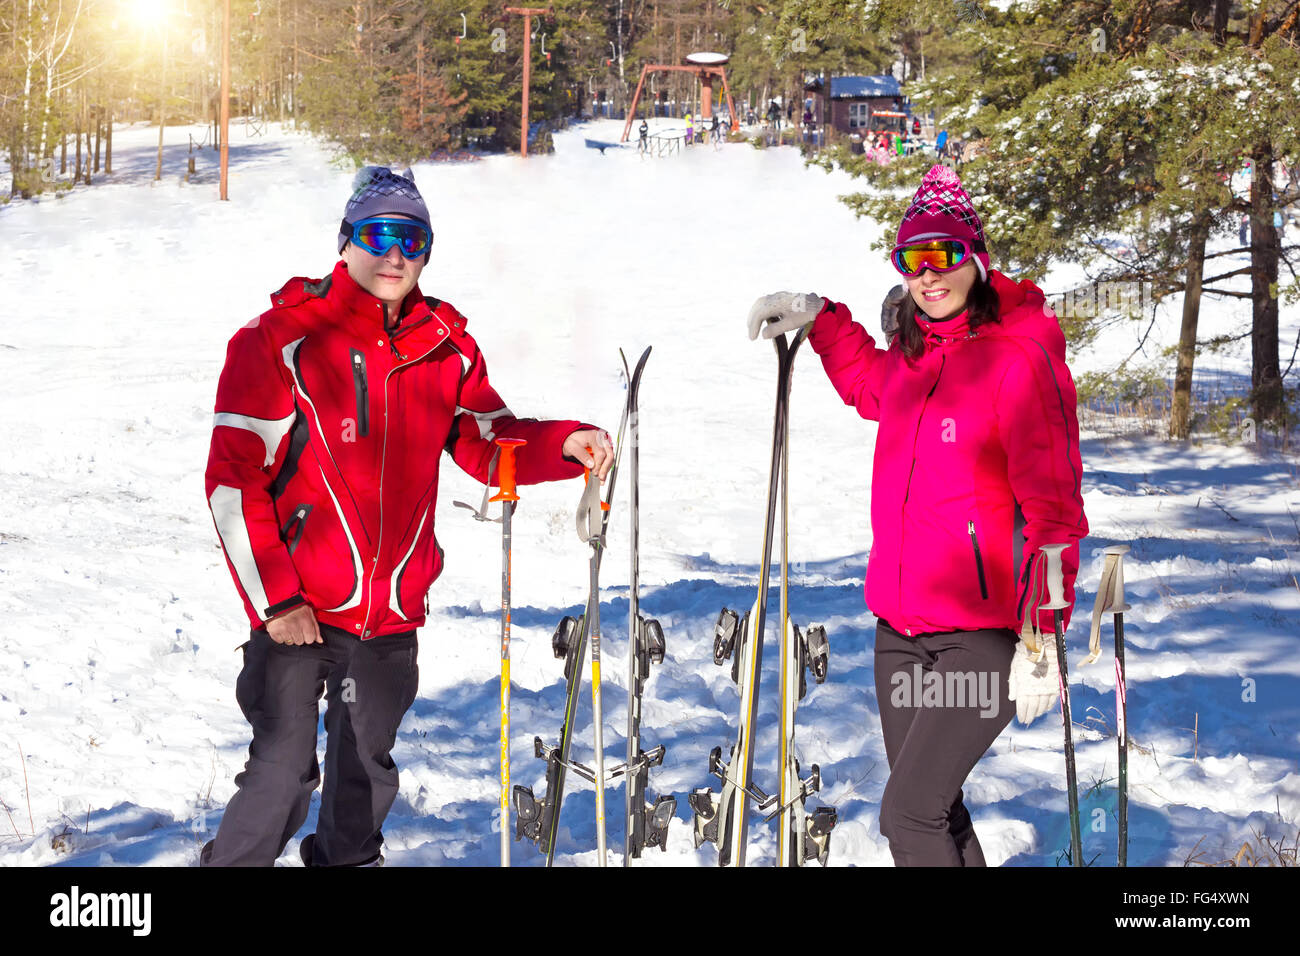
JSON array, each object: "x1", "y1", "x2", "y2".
[
  {"x1": 200, "y1": 161, "x2": 1087, "y2": 868},
  {"x1": 683, "y1": 112, "x2": 725, "y2": 145},
  {"x1": 860, "y1": 128, "x2": 969, "y2": 169}
]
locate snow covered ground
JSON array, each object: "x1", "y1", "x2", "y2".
[{"x1": 0, "y1": 118, "x2": 1296, "y2": 867}]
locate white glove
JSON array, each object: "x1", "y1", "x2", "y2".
[
  {"x1": 746, "y1": 292, "x2": 825, "y2": 340},
  {"x1": 1007, "y1": 636, "x2": 1060, "y2": 726}
]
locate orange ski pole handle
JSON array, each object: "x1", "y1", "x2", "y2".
[
  {"x1": 490, "y1": 438, "x2": 527, "y2": 503},
  {"x1": 582, "y1": 445, "x2": 611, "y2": 511}
]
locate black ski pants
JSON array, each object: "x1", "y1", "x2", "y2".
[
  {"x1": 201, "y1": 623, "x2": 419, "y2": 867},
  {"x1": 874, "y1": 620, "x2": 1017, "y2": 866}
]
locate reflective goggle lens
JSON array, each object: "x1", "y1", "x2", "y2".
[
  {"x1": 891, "y1": 240, "x2": 970, "y2": 276},
  {"x1": 352, "y1": 218, "x2": 432, "y2": 258}
]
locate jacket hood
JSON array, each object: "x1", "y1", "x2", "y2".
[{"x1": 988, "y1": 269, "x2": 1066, "y2": 362}]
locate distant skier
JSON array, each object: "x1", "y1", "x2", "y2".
[
  {"x1": 639, "y1": 118, "x2": 649, "y2": 151},
  {"x1": 747, "y1": 164, "x2": 1089, "y2": 866},
  {"x1": 686, "y1": 113, "x2": 694, "y2": 146},
  {"x1": 200, "y1": 166, "x2": 612, "y2": 867},
  {"x1": 710, "y1": 113, "x2": 721, "y2": 144}
]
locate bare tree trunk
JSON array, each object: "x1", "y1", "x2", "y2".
[
  {"x1": 293, "y1": 18, "x2": 299, "y2": 126},
  {"x1": 81, "y1": 89, "x2": 91, "y2": 184},
  {"x1": 104, "y1": 107, "x2": 112, "y2": 173},
  {"x1": 1170, "y1": 209, "x2": 1211, "y2": 439},
  {"x1": 277, "y1": 0, "x2": 285, "y2": 123},
  {"x1": 93, "y1": 105, "x2": 101, "y2": 173},
  {"x1": 1249, "y1": 139, "x2": 1282, "y2": 426},
  {"x1": 74, "y1": 93, "x2": 82, "y2": 182},
  {"x1": 60, "y1": 87, "x2": 67, "y2": 174},
  {"x1": 37, "y1": 0, "x2": 86, "y2": 166},
  {"x1": 19, "y1": 0, "x2": 36, "y2": 195},
  {"x1": 1212, "y1": 0, "x2": 1230, "y2": 45}
]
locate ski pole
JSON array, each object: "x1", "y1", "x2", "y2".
[
  {"x1": 1094, "y1": 545, "x2": 1131, "y2": 866},
  {"x1": 578, "y1": 446, "x2": 611, "y2": 866},
  {"x1": 1040, "y1": 542, "x2": 1083, "y2": 867},
  {"x1": 492, "y1": 437, "x2": 526, "y2": 868},
  {"x1": 1085, "y1": 544, "x2": 1132, "y2": 865},
  {"x1": 1110, "y1": 546, "x2": 1130, "y2": 868}
]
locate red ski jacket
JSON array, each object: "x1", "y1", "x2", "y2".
[
  {"x1": 205, "y1": 260, "x2": 590, "y2": 639},
  {"x1": 808, "y1": 271, "x2": 1088, "y2": 637}
]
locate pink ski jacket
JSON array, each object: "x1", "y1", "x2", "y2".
[{"x1": 808, "y1": 271, "x2": 1088, "y2": 637}]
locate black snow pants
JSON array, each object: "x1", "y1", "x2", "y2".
[
  {"x1": 200, "y1": 623, "x2": 419, "y2": 867},
  {"x1": 874, "y1": 619, "x2": 1018, "y2": 866}
]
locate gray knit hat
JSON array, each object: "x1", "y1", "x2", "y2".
[{"x1": 338, "y1": 166, "x2": 432, "y2": 254}]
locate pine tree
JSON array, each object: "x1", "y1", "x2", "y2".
[{"x1": 817, "y1": 0, "x2": 1300, "y2": 434}]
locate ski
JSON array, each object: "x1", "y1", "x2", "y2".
[
  {"x1": 511, "y1": 353, "x2": 635, "y2": 867},
  {"x1": 774, "y1": 361, "x2": 836, "y2": 867},
  {"x1": 604, "y1": 347, "x2": 676, "y2": 863},
  {"x1": 689, "y1": 324, "x2": 837, "y2": 866}
]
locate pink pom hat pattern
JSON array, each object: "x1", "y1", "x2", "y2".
[{"x1": 896, "y1": 164, "x2": 990, "y2": 280}]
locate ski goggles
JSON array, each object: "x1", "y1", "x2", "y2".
[
  {"x1": 344, "y1": 217, "x2": 433, "y2": 259},
  {"x1": 889, "y1": 238, "x2": 985, "y2": 276}
]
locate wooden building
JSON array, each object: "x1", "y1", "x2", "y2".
[{"x1": 804, "y1": 74, "x2": 907, "y2": 136}]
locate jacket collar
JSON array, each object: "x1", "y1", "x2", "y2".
[
  {"x1": 915, "y1": 309, "x2": 974, "y2": 345},
  {"x1": 325, "y1": 260, "x2": 449, "y2": 359},
  {"x1": 326, "y1": 260, "x2": 429, "y2": 327},
  {"x1": 913, "y1": 270, "x2": 1029, "y2": 346}
]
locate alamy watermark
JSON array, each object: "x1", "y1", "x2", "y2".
[
  {"x1": 890, "y1": 663, "x2": 1002, "y2": 718},
  {"x1": 49, "y1": 886, "x2": 151, "y2": 936},
  {"x1": 1046, "y1": 281, "x2": 1153, "y2": 320}
]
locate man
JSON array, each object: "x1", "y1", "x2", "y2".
[{"x1": 201, "y1": 166, "x2": 612, "y2": 866}]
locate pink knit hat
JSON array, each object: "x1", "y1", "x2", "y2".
[{"x1": 895, "y1": 165, "x2": 989, "y2": 279}]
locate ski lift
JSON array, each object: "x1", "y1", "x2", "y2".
[
  {"x1": 540, "y1": 32, "x2": 550, "y2": 65},
  {"x1": 455, "y1": 12, "x2": 465, "y2": 45}
]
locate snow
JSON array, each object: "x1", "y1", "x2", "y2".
[{"x1": 0, "y1": 118, "x2": 1297, "y2": 867}]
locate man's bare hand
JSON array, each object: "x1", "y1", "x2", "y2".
[
  {"x1": 266, "y1": 604, "x2": 323, "y2": 645},
  {"x1": 563, "y1": 428, "x2": 615, "y2": 481}
]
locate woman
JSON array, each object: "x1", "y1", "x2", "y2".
[{"x1": 747, "y1": 165, "x2": 1089, "y2": 866}]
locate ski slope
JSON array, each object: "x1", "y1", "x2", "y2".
[{"x1": 0, "y1": 118, "x2": 1296, "y2": 867}]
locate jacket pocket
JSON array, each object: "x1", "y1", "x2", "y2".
[
  {"x1": 287, "y1": 485, "x2": 360, "y2": 613},
  {"x1": 393, "y1": 520, "x2": 442, "y2": 621},
  {"x1": 350, "y1": 349, "x2": 369, "y2": 437},
  {"x1": 968, "y1": 519, "x2": 989, "y2": 600},
  {"x1": 278, "y1": 503, "x2": 314, "y2": 556}
]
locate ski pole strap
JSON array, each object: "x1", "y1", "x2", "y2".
[
  {"x1": 1019, "y1": 551, "x2": 1047, "y2": 659},
  {"x1": 454, "y1": 446, "x2": 503, "y2": 523},
  {"x1": 1083, "y1": 545, "x2": 1130, "y2": 666},
  {"x1": 575, "y1": 446, "x2": 608, "y2": 544}
]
